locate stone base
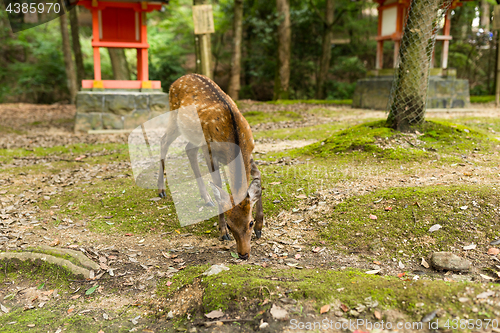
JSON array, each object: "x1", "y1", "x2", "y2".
[
  {"x1": 352, "y1": 74, "x2": 470, "y2": 110},
  {"x1": 74, "y1": 91, "x2": 169, "y2": 133}
]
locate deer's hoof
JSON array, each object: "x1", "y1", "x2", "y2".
[
  {"x1": 205, "y1": 201, "x2": 215, "y2": 207},
  {"x1": 222, "y1": 233, "x2": 231, "y2": 241},
  {"x1": 158, "y1": 191, "x2": 166, "y2": 198},
  {"x1": 254, "y1": 230, "x2": 262, "y2": 239}
]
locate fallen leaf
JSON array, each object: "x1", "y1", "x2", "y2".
[
  {"x1": 0, "y1": 304, "x2": 9, "y2": 313},
  {"x1": 479, "y1": 274, "x2": 495, "y2": 281},
  {"x1": 460, "y1": 206, "x2": 468, "y2": 210},
  {"x1": 428, "y1": 224, "x2": 442, "y2": 233},
  {"x1": 49, "y1": 238, "x2": 60, "y2": 247},
  {"x1": 340, "y1": 303, "x2": 349, "y2": 312},
  {"x1": 295, "y1": 254, "x2": 301, "y2": 260},
  {"x1": 369, "y1": 214, "x2": 377, "y2": 220},
  {"x1": 312, "y1": 247, "x2": 321, "y2": 253},
  {"x1": 398, "y1": 272, "x2": 406, "y2": 278},
  {"x1": 320, "y1": 304, "x2": 330, "y2": 314},
  {"x1": 398, "y1": 261, "x2": 405, "y2": 269},
  {"x1": 67, "y1": 307, "x2": 74, "y2": 314},
  {"x1": 488, "y1": 248, "x2": 500, "y2": 256},
  {"x1": 421, "y1": 258, "x2": 430, "y2": 269},
  {"x1": 85, "y1": 285, "x2": 98, "y2": 296},
  {"x1": 166, "y1": 281, "x2": 172, "y2": 287},
  {"x1": 463, "y1": 244, "x2": 476, "y2": 250},
  {"x1": 373, "y1": 261, "x2": 381, "y2": 265},
  {"x1": 270, "y1": 304, "x2": 289, "y2": 320},
  {"x1": 476, "y1": 290, "x2": 496, "y2": 299},
  {"x1": 365, "y1": 269, "x2": 381, "y2": 275},
  {"x1": 269, "y1": 182, "x2": 281, "y2": 185},
  {"x1": 384, "y1": 206, "x2": 392, "y2": 211},
  {"x1": 205, "y1": 310, "x2": 224, "y2": 319},
  {"x1": 230, "y1": 252, "x2": 239, "y2": 259},
  {"x1": 296, "y1": 194, "x2": 307, "y2": 199},
  {"x1": 374, "y1": 310, "x2": 382, "y2": 320},
  {"x1": 125, "y1": 233, "x2": 133, "y2": 237},
  {"x1": 71, "y1": 295, "x2": 80, "y2": 300}
]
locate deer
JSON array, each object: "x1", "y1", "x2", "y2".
[{"x1": 157, "y1": 73, "x2": 264, "y2": 260}]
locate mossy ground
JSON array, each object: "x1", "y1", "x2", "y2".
[
  {"x1": 243, "y1": 110, "x2": 302, "y2": 126},
  {"x1": 295, "y1": 120, "x2": 497, "y2": 161},
  {"x1": 3, "y1": 105, "x2": 500, "y2": 332},
  {"x1": 157, "y1": 265, "x2": 497, "y2": 324},
  {"x1": 322, "y1": 185, "x2": 500, "y2": 259}
]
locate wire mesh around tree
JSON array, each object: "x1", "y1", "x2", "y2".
[{"x1": 386, "y1": 0, "x2": 453, "y2": 131}]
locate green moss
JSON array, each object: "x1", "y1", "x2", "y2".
[
  {"x1": 322, "y1": 185, "x2": 500, "y2": 258},
  {"x1": 0, "y1": 258, "x2": 74, "y2": 289},
  {"x1": 43, "y1": 176, "x2": 216, "y2": 236},
  {"x1": 243, "y1": 110, "x2": 302, "y2": 126},
  {"x1": 0, "y1": 143, "x2": 128, "y2": 165},
  {"x1": 265, "y1": 99, "x2": 352, "y2": 106},
  {"x1": 157, "y1": 265, "x2": 496, "y2": 322},
  {"x1": 470, "y1": 95, "x2": 494, "y2": 103},
  {"x1": 293, "y1": 120, "x2": 497, "y2": 160}
]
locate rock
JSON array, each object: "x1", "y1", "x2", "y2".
[
  {"x1": 202, "y1": 264, "x2": 229, "y2": 276},
  {"x1": 431, "y1": 252, "x2": 471, "y2": 271},
  {"x1": 259, "y1": 321, "x2": 269, "y2": 330}
]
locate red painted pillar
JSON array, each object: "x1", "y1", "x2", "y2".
[{"x1": 92, "y1": 8, "x2": 102, "y2": 82}]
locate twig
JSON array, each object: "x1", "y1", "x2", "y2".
[{"x1": 412, "y1": 209, "x2": 417, "y2": 223}]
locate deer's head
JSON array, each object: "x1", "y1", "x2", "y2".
[{"x1": 210, "y1": 179, "x2": 262, "y2": 260}]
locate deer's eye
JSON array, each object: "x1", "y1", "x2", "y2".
[{"x1": 249, "y1": 221, "x2": 254, "y2": 228}]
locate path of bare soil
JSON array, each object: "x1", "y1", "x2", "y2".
[{"x1": 1, "y1": 102, "x2": 500, "y2": 333}]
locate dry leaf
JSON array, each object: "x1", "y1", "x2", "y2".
[
  {"x1": 374, "y1": 310, "x2": 382, "y2": 320},
  {"x1": 421, "y1": 258, "x2": 429, "y2": 269},
  {"x1": 205, "y1": 310, "x2": 224, "y2": 319},
  {"x1": 270, "y1": 304, "x2": 289, "y2": 320},
  {"x1": 488, "y1": 248, "x2": 500, "y2": 256},
  {"x1": 320, "y1": 304, "x2": 330, "y2": 314},
  {"x1": 340, "y1": 303, "x2": 349, "y2": 312},
  {"x1": 479, "y1": 274, "x2": 495, "y2": 281},
  {"x1": 369, "y1": 214, "x2": 377, "y2": 220},
  {"x1": 49, "y1": 238, "x2": 60, "y2": 247}
]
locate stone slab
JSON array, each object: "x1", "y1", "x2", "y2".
[{"x1": 352, "y1": 75, "x2": 470, "y2": 111}]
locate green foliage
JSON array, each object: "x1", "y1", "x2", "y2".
[{"x1": 470, "y1": 95, "x2": 495, "y2": 103}]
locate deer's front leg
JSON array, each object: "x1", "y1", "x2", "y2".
[{"x1": 209, "y1": 155, "x2": 231, "y2": 241}]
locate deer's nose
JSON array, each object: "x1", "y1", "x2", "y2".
[{"x1": 238, "y1": 253, "x2": 249, "y2": 260}]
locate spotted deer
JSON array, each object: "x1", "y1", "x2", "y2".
[{"x1": 157, "y1": 74, "x2": 264, "y2": 260}]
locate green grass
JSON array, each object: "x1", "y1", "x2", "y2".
[
  {"x1": 243, "y1": 110, "x2": 302, "y2": 126},
  {"x1": 322, "y1": 185, "x2": 500, "y2": 259},
  {"x1": 0, "y1": 143, "x2": 128, "y2": 167},
  {"x1": 253, "y1": 122, "x2": 347, "y2": 141},
  {"x1": 264, "y1": 99, "x2": 352, "y2": 105},
  {"x1": 157, "y1": 265, "x2": 495, "y2": 322},
  {"x1": 470, "y1": 95, "x2": 495, "y2": 104}
]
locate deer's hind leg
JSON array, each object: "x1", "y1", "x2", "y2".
[
  {"x1": 185, "y1": 142, "x2": 214, "y2": 206},
  {"x1": 251, "y1": 159, "x2": 264, "y2": 238}
]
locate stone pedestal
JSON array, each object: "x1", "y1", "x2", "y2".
[
  {"x1": 352, "y1": 69, "x2": 470, "y2": 110},
  {"x1": 74, "y1": 91, "x2": 169, "y2": 133}
]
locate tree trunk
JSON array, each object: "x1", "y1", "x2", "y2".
[
  {"x1": 386, "y1": 0, "x2": 445, "y2": 131},
  {"x1": 228, "y1": 0, "x2": 244, "y2": 100},
  {"x1": 59, "y1": 14, "x2": 78, "y2": 103},
  {"x1": 108, "y1": 48, "x2": 131, "y2": 80},
  {"x1": 274, "y1": 0, "x2": 291, "y2": 100},
  {"x1": 68, "y1": 8, "x2": 85, "y2": 86},
  {"x1": 481, "y1": 0, "x2": 490, "y2": 31},
  {"x1": 315, "y1": 0, "x2": 335, "y2": 99}
]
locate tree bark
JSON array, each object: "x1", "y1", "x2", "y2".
[
  {"x1": 228, "y1": 0, "x2": 244, "y2": 100},
  {"x1": 387, "y1": 0, "x2": 444, "y2": 130},
  {"x1": 481, "y1": 0, "x2": 490, "y2": 31},
  {"x1": 274, "y1": 0, "x2": 291, "y2": 100},
  {"x1": 108, "y1": 48, "x2": 131, "y2": 80},
  {"x1": 315, "y1": 0, "x2": 335, "y2": 99},
  {"x1": 68, "y1": 8, "x2": 85, "y2": 86},
  {"x1": 59, "y1": 14, "x2": 78, "y2": 103}
]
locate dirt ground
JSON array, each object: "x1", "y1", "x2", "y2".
[{"x1": 2, "y1": 102, "x2": 500, "y2": 333}]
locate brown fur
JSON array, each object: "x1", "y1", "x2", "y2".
[{"x1": 158, "y1": 74, "x2": 264, "y2": 259}]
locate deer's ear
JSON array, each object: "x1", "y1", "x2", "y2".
[
  {"x1": 210, "y1": 182, "x2": 233, "y2": 212},
  {"x1": 247, "y1": 179, "x2": 261, "y2": 206}
]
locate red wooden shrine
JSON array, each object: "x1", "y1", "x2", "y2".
[
  {"x1": 374, "y1": 0, "x2": 470, "y2": 70},
  {"x1": 77, "y1": 0, "x2": 164, "y2": 89}
]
